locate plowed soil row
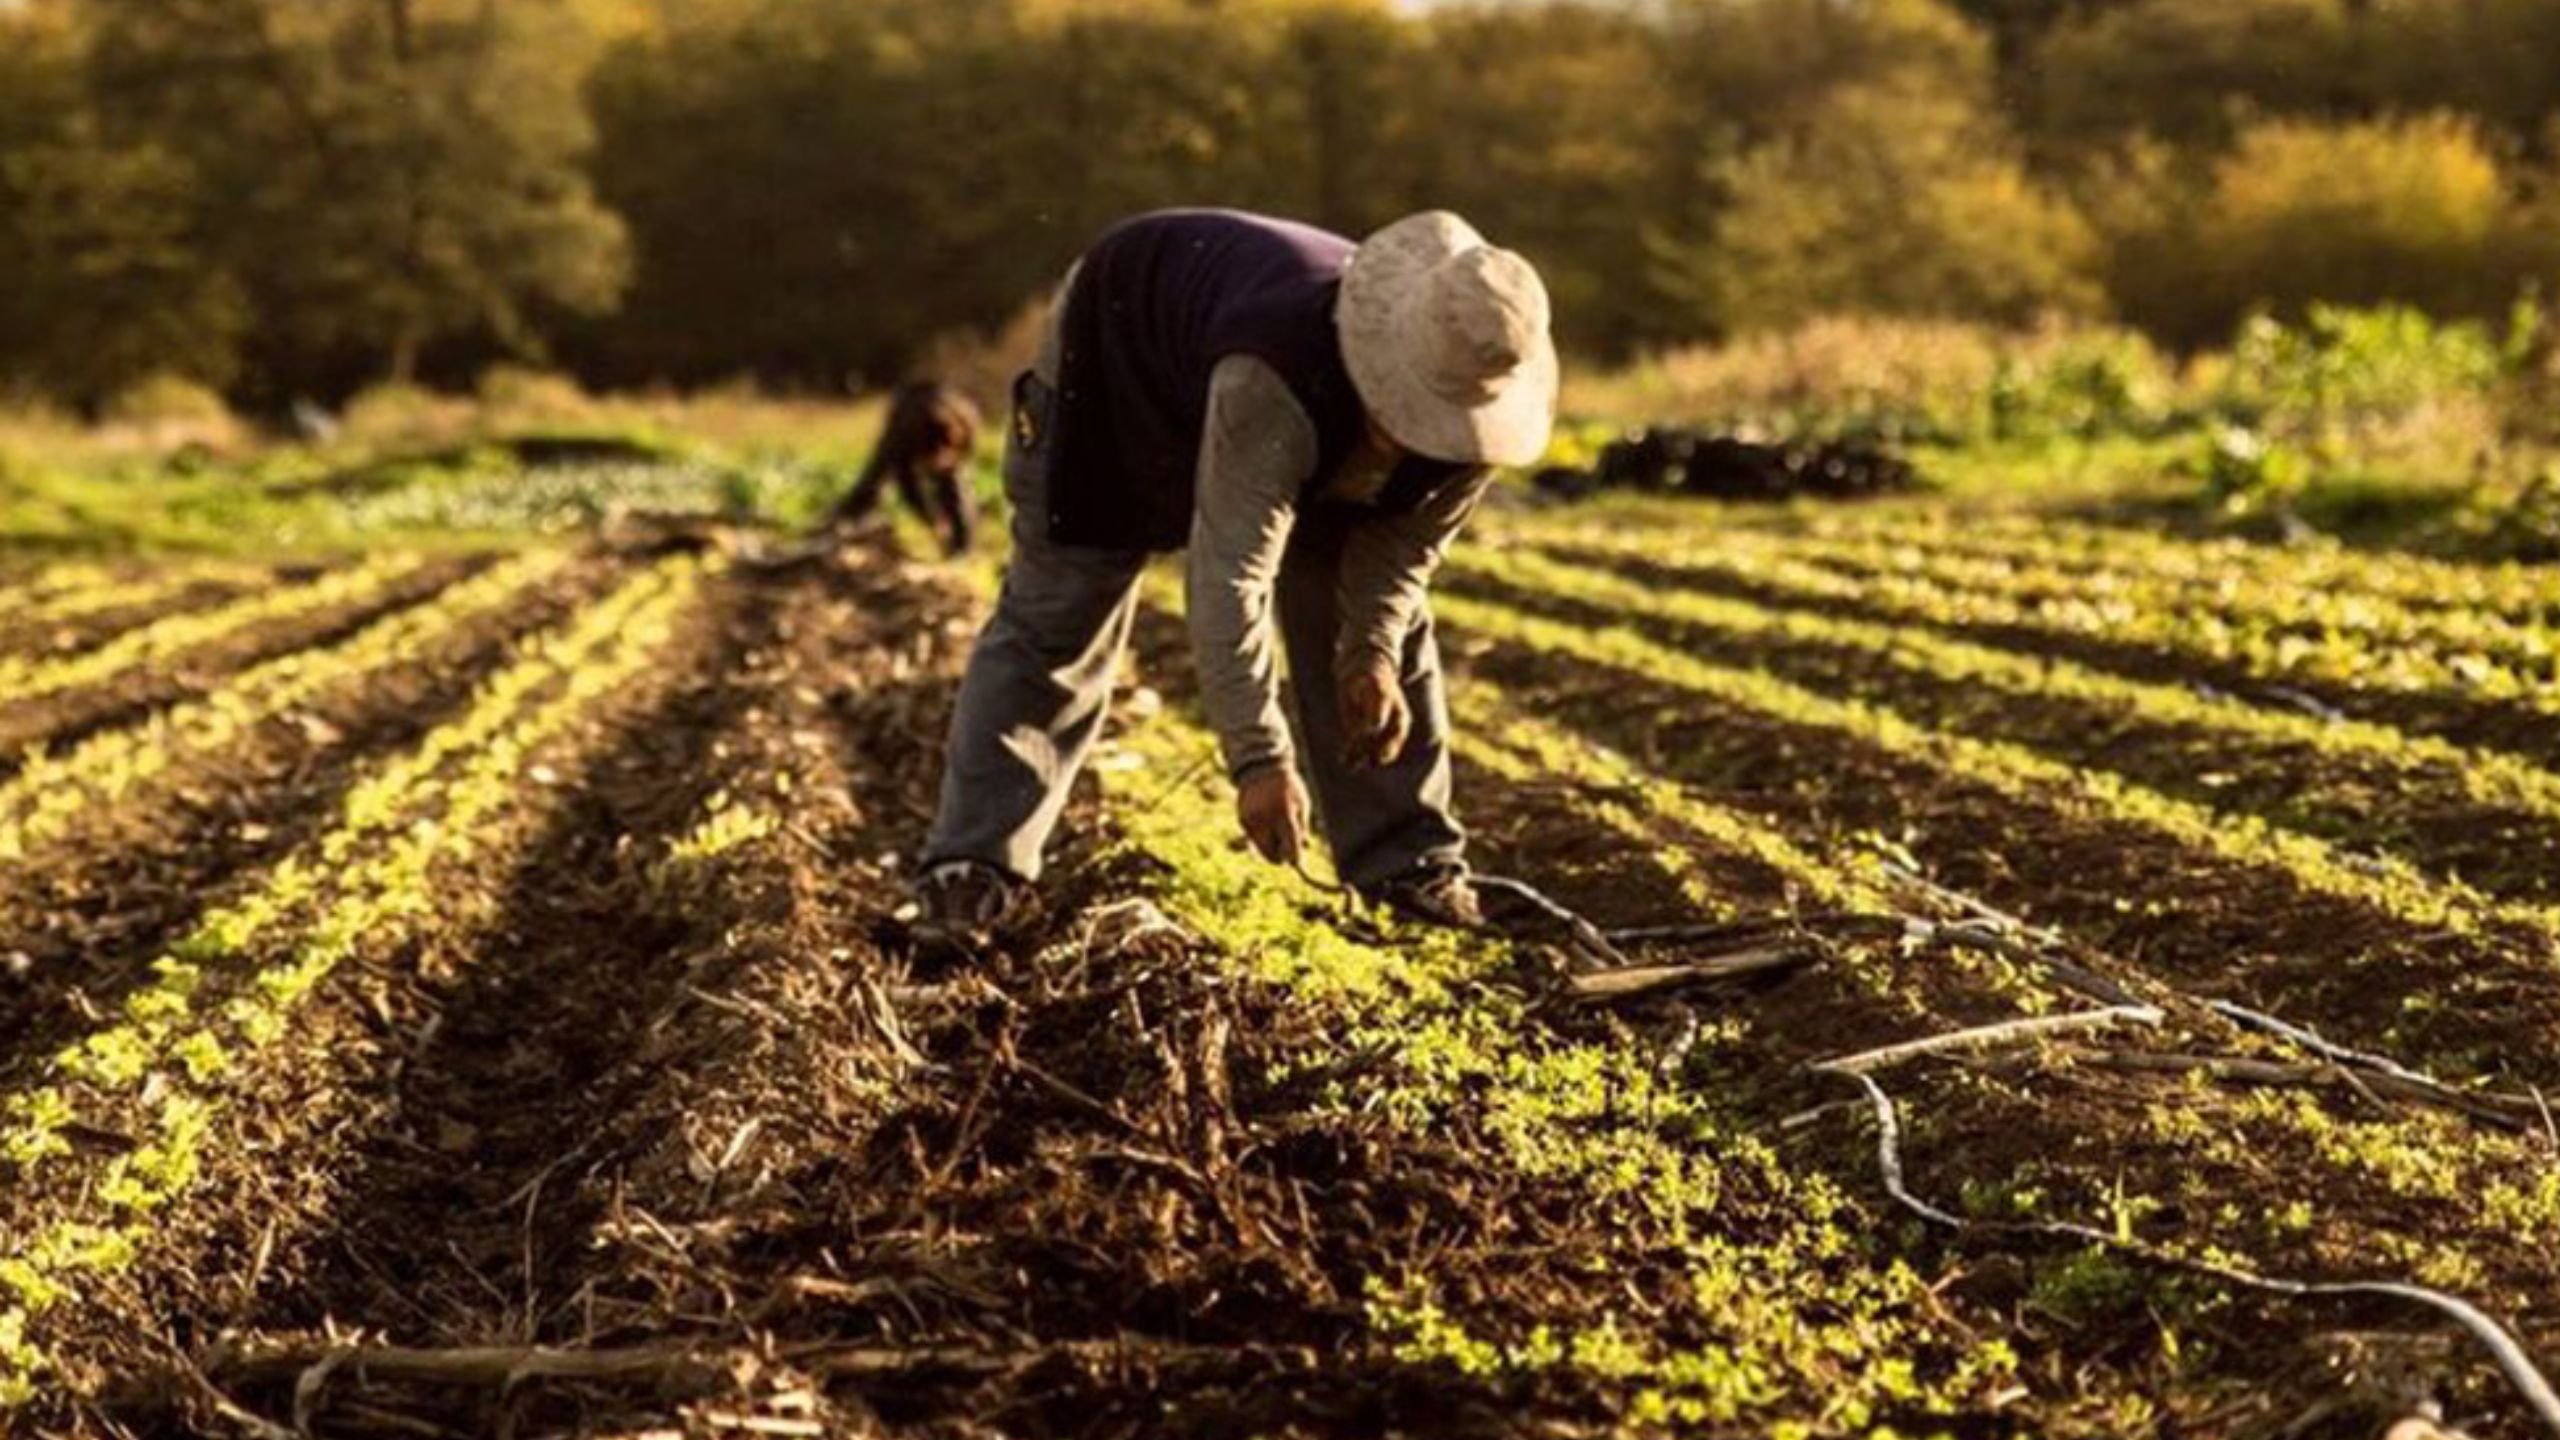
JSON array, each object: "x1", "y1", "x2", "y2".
[
  {"x1": 18, "y1": 557, "x2": 729, "y2": 1429},
  {"x1": 0, "y1": 569, "x2": 275, "y2": 661},
  {"x1": 1550, "y1": 543, "x2": 2560, "y2": 773},
  {"x1": 0, "y1": 554, "x2": 625, "y2": 1085},
  {"x1": 1463, "y1": 557, "x2": 2560, "y2": 908},
  {"x1": 1438, "y1": 610, "x2": 2560, "y2": 1096},
  {"x1": 1714, "y1": 509, "x2": 2560, "y2": 624},
  {"x1": 29, "y1": 542, "x2": 2553, "y2": 1438},
  {"x1": 1129, "y1": 603, "x2": 2557, "y2": 1436},
  {"x1": 1450, "y1": 708, "x2": 2557, "y2": 1438},
  {"x1": 0, "y1": 554, "x2": 487, "y2": 773},
  {"x1": 119, "y1": 553, "x2": 1540, "y2": 1437}
]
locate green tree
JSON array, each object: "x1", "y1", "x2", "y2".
[
  {"x1": 82, "y1": 0, "x2": 627, "y2": 399},
  {"x1": 1388, "y1": 2, "x2": 1684, "y2": 356},
  {"x1": 2025, "y1": 0, "x2": 2359, "y2": 151},
  {"x1": 2093, "y1": 113, "x2": 2531, "y2": 346},
  {"x1": 0, "y1": 2, "x2": 243, "y2": 405},
  {"x1": 1659, "y1": 83, "x2": 2102, "y2": 333}
]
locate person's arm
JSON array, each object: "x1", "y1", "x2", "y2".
[
  {"x1": 935, "y1": 465, "x2": 977, "y2": 556},
  {"x1": 1334, "y1": 469, "x2": 1493, "y2": 679},
  {"x1": 1187, "y1": 355, "x2": 1319, "y2": 785},
  {"x1": 830, "y1": 449, "x2": 892, "y2": 527}
]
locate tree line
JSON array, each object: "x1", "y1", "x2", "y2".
[{"x1": 7, "y1": 0, "x2": 2560, "y2": 411}]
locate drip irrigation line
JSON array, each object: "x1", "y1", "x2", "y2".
[
  {"x1": 1438, "y1": 858, "x2": 2556, "y2": 1420},
  {"x1": 1470, "y1": 873, "x2": 1635, "y2": 969},
  {"x1": 2208, "y1": 999, "x2": 2438, "y2": 1086},
  {"x1": 1832, "y1": 1068, "x2": 2560, "y2": 1436},
  {"x1": 1603, "y1": 911, "x2": 1907, "y2": 946}
]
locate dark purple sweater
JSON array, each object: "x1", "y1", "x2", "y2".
[{"x1": 1046, "y1": 209, "x2": 1369, "y2": 552}]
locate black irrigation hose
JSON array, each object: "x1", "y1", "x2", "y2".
[{"x1": 1833, "y1": 1068, "x2": 2560, "y2": 1436}]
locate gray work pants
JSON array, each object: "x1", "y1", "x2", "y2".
[{"x1": 921, "y1": 409, "x2": 1465, "y2": 888}]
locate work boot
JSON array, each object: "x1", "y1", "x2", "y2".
[
  {"x1": 910, "y1": 859, "x2": 1026, "y2": 954},
  {"x1": 1360, "y1": 859, "x2": 1483, "y2": 930}
]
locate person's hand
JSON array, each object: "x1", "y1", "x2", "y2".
[
  {"x1": 1339, "y1": 663, "x2": 1411, "y2": 770},
  {"x1": 1237, "y1": 766, "x2": 1311, "y2": 865}
]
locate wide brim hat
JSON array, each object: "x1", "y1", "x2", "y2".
[{"x1": 1336, "y1": 211, "x2": 1559, "y2": 467}]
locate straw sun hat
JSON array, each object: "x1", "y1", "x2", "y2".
[{"x1": 1336, "y1": 211, "x2": 1559, "y2": 467}]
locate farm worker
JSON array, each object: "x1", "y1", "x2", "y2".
[
  {"x1": 911, "y1": 207, "x2": 1557, "y2": 948},
  {"x1": 829, "y1": 381, "x2": 983, "y2": 557}
]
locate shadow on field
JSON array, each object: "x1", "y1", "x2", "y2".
[
  {"x1": 0, "y1": 556, "x2": 609, "y2": 1091},
  {"x1": 164, "y1": 571, "x2": 765, "y2": 1388}
]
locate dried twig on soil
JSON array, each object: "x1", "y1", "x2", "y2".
[
  {"x1": 1563, "y1": 944, "x2": 1815, "y2": 1006},
  {"x1": 1828, "y1": 1069, "x2": 2560, "y2": 1437},
  {"x1": 1875, "y1": 860, "x2": 2149, "y2": 1008},
  {"x1": 206, "y1": 1336, "x2": 1079, "y2": 1413},
  {"x1": 1810, "y1": 1005, "x2": 2165, "y2": 1076},
  {"x1": 1602, "y1": 910, "x2": 1901, "y2": 947},
  {"x1": 2078, "y1": 1051, "x2": 2543, "y2": 1132}
]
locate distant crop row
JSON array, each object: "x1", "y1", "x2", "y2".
[
  {"x1": 0, "y1": 554, "x2": 702, "y2": 1403},
  {"x1": 1716, "y1": 506, "x2": 2560, "y2": 621},
  {"x1": 0, "y1": 549, "x2": 575, "y2": 864},
  {"x1": 0, "y1": 553, "x2": 437, "y2": 711},
  {"x1": 1434, "y1": 588, "x2": 2560, "y2": 984},
  {"x1": 1459, "y1": 545, "x2": 2560, "y2": 906},
  {"x1": 0, "y1": 558, "x2": 265, "y2": 638},
  {"x1": 1504, "y1": 512, "x2": 2557, "y2": 704}
]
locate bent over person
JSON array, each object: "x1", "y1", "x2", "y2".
[
  {"x1": 912, "y1": 208, "x2": 1557, "y2": 948},
  {"x1": 829, "y1": 381, "x2": 982, "y2": 557}
]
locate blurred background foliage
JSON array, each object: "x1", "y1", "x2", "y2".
[{"x1": 11, "y1": 0, "x2": 2560, "y2": 413}]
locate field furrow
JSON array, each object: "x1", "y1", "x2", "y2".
[
  {"x1": 1454, "y1": 546, "x2": 2560, "y2": 907},
  {"x1": 0, "y1": 548, "x2": 584, "y2": 865},
  {"x1": 1434, "y1": 589, "x2": 2560, "y2": 1090},
  {"x1": 0, "y1": 547, "x2": 612, "y2": 1081},
  {"x1": 1097, "y1": 677, "x2": 2037, "y2": 1432},
  {"x1": 1507, "y1": 514, "x2": 2559, "y2": 704},
  {"x1": 0, "y1": 562, "x2": 206, "y2": 631},
  {"x1": 1452, "y1": 674, "x2": 2558, "y2": 1380},
  {"x1": 0, "y1": 562, "x2": 271, "y2": 661},
  {"x1": 0, "y1": 555, "x2": 706, "y2": 1404},
  {"x1": 0, "y1": 552, "x2": 485, "y2": 767},
  {"x1": 1705, "y1": 504, "x2": 2560, "y2": 623},
  {"x1": 1109, "y1": 604, "x2": 2554, "y2": 1433}
]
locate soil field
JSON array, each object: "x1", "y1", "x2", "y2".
[{"x1": 0, "y1": 492, "x2": 2554, "y2": 1439}]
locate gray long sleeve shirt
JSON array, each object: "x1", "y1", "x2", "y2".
[
  {"x1": 1031, "y1": 285, "x2": 1489, "y2": 781},
  {"x1": 1186, "y1": 357, "x2": 1488, "y2": 780}
]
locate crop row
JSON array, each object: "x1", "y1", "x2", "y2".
[
  {"x1": 1501, "y1": 512, "x2": 2557, "y2": 709},
  {"x1": 0, "y1": 553, "x2": 704, "y2": 1404},
  {"x1": 1446, "y1": 685, "x2": 1997, "y2": 1020},
  {"x1": 1458, "y1": 625, "x2": 2560, "y2": 1420},
  {"x1": 1087, "y1": 650, "x2": 2028, "y2": 1429},
  {"x1": 0, "y1": 558, "x2": 267, "y2": 641},
  {"x1": 1767, "y1": 530, "x2": 2556, "y2": 683},
  {"x1": 1707, "y1": 503, "x2": 2560, "y2": 622},
  {"x1": 0, "y1": 548, "x2": 578, "y2": 865},
  {"x1": 0, "y1": 562, "x2": 117, "y2": 616},
  {"x1": 0, "y1": 552, "x2": 443, "y2": 715},
  {"x1": 1455, "y1": 547, "x2": 2560, "y2": 907},
  {"x1": 1431, "y1": 591, "x2": 2560, "y2": 1034}
]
